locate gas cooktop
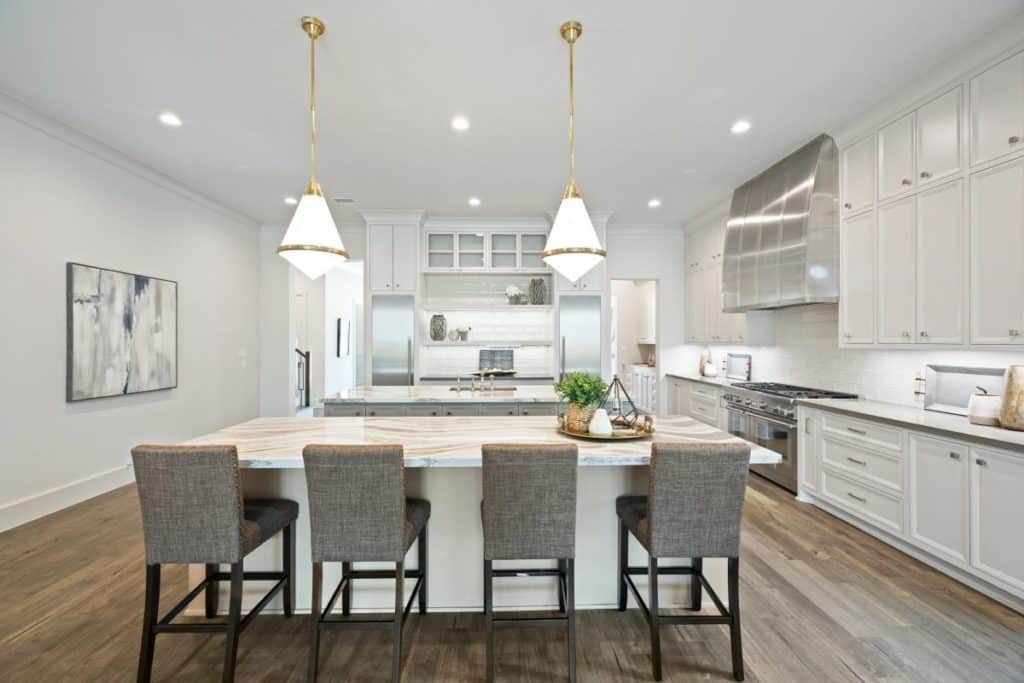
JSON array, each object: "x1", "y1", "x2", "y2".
[{"x1": 731, "y1": 382, "x2": 858, "y2": 400}]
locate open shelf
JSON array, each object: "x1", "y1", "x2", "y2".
[
  {"x1": 421, "y1": 340, "x2": 554, "y2": 347},
  {"x1": 420, "y1": 302, "x2": 553, "y2": 311}
]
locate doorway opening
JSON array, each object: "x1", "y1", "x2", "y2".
[{"x1": 610, "y1": 279, "x2": 657, "y2": 414}]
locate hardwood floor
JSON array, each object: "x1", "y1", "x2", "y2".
[{"x1": 1, "y1": 476, "x2": 1022, "y2": 682}]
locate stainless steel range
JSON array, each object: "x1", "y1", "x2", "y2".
[{"x1": 722, "y1": 383, "x2": 857, "y2": 493}]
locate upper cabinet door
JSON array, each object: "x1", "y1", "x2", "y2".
[
  {"x1": 878, "y1": 113, "x2": 916, "y2": 200},
  {"x1": 685, "y1": 268, "x2": 706, "y2": 343},
  {"x1": 970, "y1": 52, "x2": 1024, "y2": 167},
  {"x1": 368, "y1": 224, "x2": 394, "y2": 291},
  {"x1": 876, "y1": 198, "x2": 916, "y2": 344},
  {"x1": 916, "y1": 179, "x2": 964, "y2": 344},
  {"x1": 916, "y1": 87, "x2": 962, "y2": 186},
  {"x1": 842, "y1": 135, "x2": 876, "y2": 213},
  {"x1": 839, "y1": 210, "x2": 876, "y2": 344},
  {"x1": 970, "y1": 159, "x2": 1024, "y2": 344},
  {"x1": 391, "y1": 224, "x2": 419, "y2": 291}
]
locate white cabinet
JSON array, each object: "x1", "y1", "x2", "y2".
[
  {"x1": 625, "y1": 365, "x2": 657, "y2": 414},
  {"x1": 970, "y1": 446, "x2": 1024, "y2": 594},
  {"x1": 839, "y1": 210, "x2": 876, "y2": 343},
  {"x1": 969, "y1": 159, "x2": 1024, "y2": 344},
  {"x1": 908, "y1": 435, "x2": 969, "y2": 566},
  {"x1": 684, "y1": 266, "x2": 705, "y2": 343},
  {"x1": 916, "y1": 87, "x2": 961, "y2": 186},
  {"x1": 876, "y1": 198, "x2": 916, "y2": 343},
  {"x1": 970, "y1": 52, "x2": 1024, "y2": 167},
  {"x1": 683, "y1": 224, "x2": 744, "y2": 345},
  {"x1": 916, "y1": 179, "x2": 963, "y2": 344},
  {"x1": 369, "y1": 224, "x2": 419, "y2": 292},
  {"x1": 842, "y1": 135, "x2": 876, "y2": 213},
  {"x1": 798, "y1": 411, "x2": 820, "y2": 495},
  {"x1": 878, "y1": 113, "x2": 916, "y2": 200}
]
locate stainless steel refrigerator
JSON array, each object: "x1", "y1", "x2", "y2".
[
  {"x1": 371, "y1": 295, "x2": 414, "y2": 386},
  {"x1": 558, "y1": 295, "x2": 602, "y2": 380}
]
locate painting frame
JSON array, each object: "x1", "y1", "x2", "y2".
[{"x1": 66, "y1": 262, "x2": 179, "y2": 402}]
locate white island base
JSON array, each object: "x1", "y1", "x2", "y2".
[{"x1": 183, "y1": 416, "x2": 780, "y2": 615}]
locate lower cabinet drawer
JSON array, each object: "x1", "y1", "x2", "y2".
[
  {"x1": 442, "y1": 405, "x2": 481, "y2": 417},
  {"x1": 689, "y1": 396, "x2": 719, "y2": 425},
  {"x1": 821, "y1": 436, "x2": 903, "y2": 492},
  {"x1": 822, "y1": 412, "x2": 904, "y2": 453},
  {"x1": 407, "y1": 405, "x2": 444, "y2": 417},
  {"x1": 479, "y1": 405, "x2": 519, "y2": 417},
  {"x1": 364, "y1": 404, "x2": 408, "y2": 417},
  {"x1": 324, "y1": 405, "x2": 365, "y2": 417},
  {"x1": 821, "y1": 467, "x2": 904, "y2": 535},
  {"x1": 518, "y1": 404, "x2": 559, "y2": 417}
]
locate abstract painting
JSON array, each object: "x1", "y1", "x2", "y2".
[{"x1": 66, "y1": 263, "x2": 177, "y2": 401}]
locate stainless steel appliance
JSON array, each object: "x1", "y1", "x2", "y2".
[
  {"x1": 558, "y1": 295, "x2": 602, "y2": 380},
  {"x1": 723, "y1": 134, "x2": 839, "y2": 312},
  {"x1": 371, "y1": 295, "x2": 414, "y2": 386},
  {"x1": 723, "y1": 382, "x2": 857, "y2": 492}
]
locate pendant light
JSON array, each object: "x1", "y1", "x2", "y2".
[
  {"x1": 277, "y1": 16, "x2": 348, "y2": 280},
  {"x1": 541, "y1": 21, "x2": 606, "y2": 283}
]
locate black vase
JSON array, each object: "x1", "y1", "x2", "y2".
[
  {"x1": 430, "y1": 314, "x2": 447, "y2": 341},
  {"x1": 529, "y1": 278, "x2": 547, "y2": 305}
]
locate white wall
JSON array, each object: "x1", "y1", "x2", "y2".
[{"x1": 0, "y1": 97, "x2": 261, "y2": 531}]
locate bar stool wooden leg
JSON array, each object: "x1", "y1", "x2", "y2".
[
  {"x1": 728, "y1": 557, "x2": 744, "y2": 681},
  {"x1": 617, "y1": 518, "x2": 628, "y2": 611},
  {"x1": 566, "y1": 558, "x2": 577, "y2": 683},
  {"x1": 222, "y1": 561, "x2": 243, "y2": 683},
  {"x1": 205, "y1": 563, "x2": 219, "y2": 618},
  {"x1": 391, "y1": 560, "x2": 405, "y2": 683},
  {"x1": 284, "y1": 522, "x2": 296, "y2": 617},
  {"x1": 648, "y1": 555, "x2": 662, "y2": 682},
  {"x1": 308, "y1": 562, "x2": 323, "y2": 683},
  {"x1": 137, "y1": 564, "x2": 160, "y2": 683},
  {"x1": 558, "y1": 559, "x2": 567, "y2": 612},
  {"x1": 341, "y1": 561, "x2": 352, "y2": 616},
  {"x1": 484, "y1": 559, "x2": 495, "y2": 683},
  {"x1": 418, "y1": 525, "x2": 428, "y2": 615},
  {"x1": 690, "y1": 557, "x2": 704, "y2": 611}
]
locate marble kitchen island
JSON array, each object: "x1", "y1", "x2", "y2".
[
  {"x1": 184, "y1": 415, "x2": 780, "y2": 615},
  {"x1": 321, "y1": 384, "x2": 562, "y2": 417}
]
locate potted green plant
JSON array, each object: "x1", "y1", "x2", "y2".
[{"x1": 554, "y1": 372, "x2": 608, "y2": 433}]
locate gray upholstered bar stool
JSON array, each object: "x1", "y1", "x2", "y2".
[
  {"x1": 616, "y1": 442, "x2": 750, "y2": 682},
  {"x1": 302, "y1": 444, "x2": 430, "y2": 683},
  {"x1": 481, "y1": 443, "x2": 579, "y2": 683},
  {"x1": 131, "y1": 445, "x2": 298, "y2": 683}
]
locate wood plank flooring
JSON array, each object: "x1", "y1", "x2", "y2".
[{"x1": 1, "y1": 476, "x2": 1022, "y2": 682}]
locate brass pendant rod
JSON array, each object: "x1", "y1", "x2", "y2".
[
  {"x1": 568, "y1": 37, "x2": 575, "y2": 188},
  {"x1": 309, "y1": 30, "x2": 317, "y2": 185}
]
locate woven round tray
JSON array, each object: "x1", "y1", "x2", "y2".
[{"x1": 556, "y1": 426, "x2": 652, "y2": 441}]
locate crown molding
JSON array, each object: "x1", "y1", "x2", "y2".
[
  {"x1": 358, "y1": 209, "x2": 426, "y2": 225},
  {"x1": 424, "y1": 215, "x2": 551, "y2": 230},
  {"x1": 0, "y1": 90, "x2": 259, "y2": 227}
]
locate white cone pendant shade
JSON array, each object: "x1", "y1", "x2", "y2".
[
  {"x1": 543, "y1": 196, "x2": 605, "y2": 282},
  {"x1": 278, "y1": 189, "x2": 348, "y2": 280},
  {"x1": 277, "y1": 16, "x2": 347, "y2": 280},
  {"x1": 542, "y1": 20, "x2": 605, "y2": 283}
]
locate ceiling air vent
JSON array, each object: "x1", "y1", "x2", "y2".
[{"x1": 332, "y1": 197, "x2": 356, "y2": 204}]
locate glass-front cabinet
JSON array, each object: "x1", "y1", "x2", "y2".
[{"x1": 424, "y1": 230, "x2": 552, "y2": 272}]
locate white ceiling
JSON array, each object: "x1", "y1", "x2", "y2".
[{"x1": 2, "y1": 1, "x2": 1023, "y2": 226}]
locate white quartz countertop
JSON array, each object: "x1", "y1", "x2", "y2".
[
  {"x1": 321, "y1": 385, "x2": 560, "y2": 404},
  {"x1": 184, "y1": 415, "x2": 781, "y2": 468},
  {"x1": 798, "y1": 398, "x2": 1024, "y2": 452},
  {"x1": 666, "y1": 373, "x2": 735, "y2": 387}
]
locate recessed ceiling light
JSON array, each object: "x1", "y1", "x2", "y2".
[
  {"x1": 468, "y1": 197, "x2": 481, "y2": 207},
  {"x1": 731, "y1": 119, "x2": 751, "y2": 135},
  {"x1": 683, "y1": 168, "x2": 698, "y2": 175},
  {"x1": 647, "y1": 198, "x2": 662, "y2": 208},
  {"x1": 284, "y1": 196, "x2": 298, "y2": 206},
  {"x1": 158, "y1": 111, "x2": 182, "y2": 127},
  {"x1": 451, "y1": 115, "x2": 470, "y2": 131}
]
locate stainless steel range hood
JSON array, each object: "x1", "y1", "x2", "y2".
[{"x1": 722, "y1": 134, "x2": 839, "y2": 312}]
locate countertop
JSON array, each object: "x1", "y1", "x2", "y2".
[
  {"x1": 321, "y1": 385, "x2": 560, "y2": 404},
  {"x1": 666, "y1": 373, "x2": 735, "y2": 387},
  {"x1": 797, "y1": 398, "x2": 1024, "y2": 452},
  {"x1": 185, "y1": 415, "x2": 781, "y2": 468}
]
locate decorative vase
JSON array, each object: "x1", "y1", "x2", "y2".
[
  {"x1": 529, "y1": 278, "x2": 547, "y2": 305},
  {"x1": 588, "y1": 408, "x2": 613, "y2": 436},
  {"x1": 429, "y1": 314, "x2": 447, "y2": 342},
  {"x1": 566, "y1": 403, "x2": 596, "y2": 433},
  {"x1": 1000, "y1": 365, "x2": 1024, "y2": 431}
]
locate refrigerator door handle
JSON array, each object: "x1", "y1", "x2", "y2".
[{"x1": 407, "y1": 337, "x2": 414, "y2": 386}]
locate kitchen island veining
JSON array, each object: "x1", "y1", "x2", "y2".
[
  {"x1": 183, "y1": 415, "x2": 779, "y2": 616},
  {"x1": 321, "y1": 384, "x2": 560, "y2": 404}
]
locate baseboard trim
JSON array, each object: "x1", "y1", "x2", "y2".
[{"x1": 0, "y1": 465, "x2": 134, "y2": 533}]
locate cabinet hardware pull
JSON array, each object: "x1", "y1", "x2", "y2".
[
  {"x1": 976, "y1": 458, "x2": 988, "y2": 467},
  {"x1": 920, "y1": 171, "x2": 932, "y2": 179},
  {"x1": 846, "y1": 457, "x2": 867, "y2": 466},
  {"x1": 847, "y1": 492, "x2": 868, "y2": 503},
  {"x1": 369, "y1": 411, "x2": 376, "y2": 416},
  {"x1": 920, "y1": 331, "x2": 929, "y2": 338},
  {"x1": 846, "y1": 427, "x2": 867, "y2": 435},
  {"x1": 1010, "y1": 135, "x2": 1022, "y2": 145},
  {"x1": 805, "y1": 419, "x2": 811, "y2": 434},
  {"x1": 1010, "y1": 329, "x2": 1020, "y2": 337},
  {"x1": 901, "y1": 178, "x2": 912, "y2": 186},
  {"x1": 844, "y1": 202, "x2": 853, "y2": 209},
  {"x1": 949, "y1": 452, "x2": 960, "y2": 460}
]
